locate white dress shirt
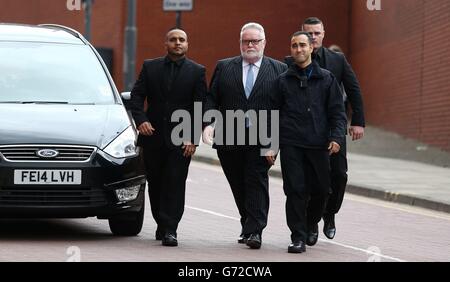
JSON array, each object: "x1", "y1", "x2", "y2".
[{"x1": 242, "y1": 58, "x2": 262, "y2": 89}]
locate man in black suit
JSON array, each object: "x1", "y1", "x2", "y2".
[
  {"x1": 286, "y1": 17, "x2": 366, "y2": 242},
  {"x1": 203, "y1": 22, "x2": 287, "y2": 249},
  {"x1": 129, "y1": 28, "x2": 207, "y2": 247}
]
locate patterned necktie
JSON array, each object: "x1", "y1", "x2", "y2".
[{"x1": 245, "y1": 63, "x2": 254, "y2": 99}]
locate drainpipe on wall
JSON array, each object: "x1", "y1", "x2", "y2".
[{"x1": 123, "y1": 0, "x2": 137, "y2": 91}]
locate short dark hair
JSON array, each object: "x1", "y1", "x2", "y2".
[
  {"x1": 291, "y1": 31, "x2": 313, "y2": 45},
  {"x1": 302, "y1": 17, "x2": 324, "y2": 29}
]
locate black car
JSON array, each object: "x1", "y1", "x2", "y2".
[{"x1": 0, "y1": 23, "x2": 146, "y2": 236}]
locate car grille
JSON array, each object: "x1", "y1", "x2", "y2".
[
  {"x1": 0, "y1": 146, "x2": 95, "y2": 162},
  {"x1": 0, "y1": 186, "x2": 108, "y2": 207}
]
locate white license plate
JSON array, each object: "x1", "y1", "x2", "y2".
[{"x1": 14, "y1": 170, "x2": 82, "y2": 185}]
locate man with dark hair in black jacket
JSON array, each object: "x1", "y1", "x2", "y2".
[
  {"x1": 285, "y1": 17, "x2": 366, "y2": 242},
  {"x1": 271, "y1": 31, "x2": 346, "y2": 253}
]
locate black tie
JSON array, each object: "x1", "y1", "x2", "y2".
[{"x1": 167, "y1": 62, "x2": 175, "y2": 92}]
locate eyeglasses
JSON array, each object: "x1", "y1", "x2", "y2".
[{"x1": 241, "y1": 39, "x2": 265, "y2": 46}]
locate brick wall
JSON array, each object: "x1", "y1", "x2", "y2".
[
  {"x1": 0, "y1": 0, "x2": 350, "y2": 91},
  {"x1": 134, "y1": 0, "x2": 350, "y2": 84},
  {"x1": 350, "y1": 0, "x2": 450, "y2": 151},
  {"x1": 2, "y1": 0, "x2": 448, "y2": 151}
]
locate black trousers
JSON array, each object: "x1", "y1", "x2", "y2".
[
  {"x1": 143, "y1": 145, "x2": 191, "y2": 235},
  {"x1": 325, "y1": 139, "x2": 348, "y2": 216},
  {"x1": 280, "y1": 146, "x2": 330, "y2": 243},
  {"x1": 217, "y1": 147, "x2": 271, "y2": 236}
]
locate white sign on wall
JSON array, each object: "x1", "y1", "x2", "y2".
[{"x1": 163, "y1": 0, "x2": 193, "y2": 11}]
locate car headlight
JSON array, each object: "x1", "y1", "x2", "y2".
[{"x1": 103, "y1": 126, "x2": 138, "y2": 158}]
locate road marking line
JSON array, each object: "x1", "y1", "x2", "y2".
[
  {"x1": 186, "y1": 205, "x2": 407, "y2": 262},
  {"x1": 186, "y1": 205, "x2": 240, "y2": 221},
  {"x1": 318, "y1": 238, "x2": 406, "y2": 262},
  {"x1": 192, "y1": 162, "x2": 450, "y2": 221}
]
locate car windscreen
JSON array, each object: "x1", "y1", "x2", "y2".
[{"x1": 0, "y1": 42, "x2": 116, "y2": 104}]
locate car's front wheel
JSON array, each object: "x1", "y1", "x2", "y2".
[{"x1": 108, "y1": 204, "x2": 144, "y2": 236}]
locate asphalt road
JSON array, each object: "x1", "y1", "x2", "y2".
[{"x1": 0, "y1": 161, "x2": 449, "y2": 262}]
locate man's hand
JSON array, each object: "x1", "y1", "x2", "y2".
[
  {"x1": 349, "y1": 126, "x2": 364, "y2": 141},
  {"x1": 328, "y1": 141, "x2": 341, "y2": 155},
  {"x1": 202, "y1": 125, "x2": 214, "y2": 145},
  {"x1": 137, "y1": 122, "x2": 155, "y2": 136},
  {"x1": 182, "y1": 141, "x2": 196, "y2": 158},
  {"x1": 265, "y1": 150, "x2": 278, "y2": 166}
]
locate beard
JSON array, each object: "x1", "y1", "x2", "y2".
[{"x1": 241, "y1": 49, "x2": 263, "y2": 62}]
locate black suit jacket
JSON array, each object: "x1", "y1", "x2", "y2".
[
  {"x1": 285, "y1": 47, "x2": 365, "y2": 127},
  {"x1": 129, "y1": 57, "x2": 207, "y2": 149},
  {"x1": 205, "y1": 56, "x2": 287, "y2": 150}
]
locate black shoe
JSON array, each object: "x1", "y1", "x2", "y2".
[
  {"x1": 246, "y1": 234, "x2": 262, "y2": 249},
  {"x1": 306, "y1": 224, "x2": 319, "y2": 246},
  {"x1": 155, "y1": 229, "x2": 164, "y2": 241},
  {"x1": 288, "y1": 241, "x2": 306, "y2": 253},
  {"x1": 323, "y1": 214, "x2": 336, "y2": 239},
  {"x1": 162, "y1": 233, "x2": 178, "y2": 247},
  {"x1": 238, "y1": 234, "x2": 249, "y2": 244}
]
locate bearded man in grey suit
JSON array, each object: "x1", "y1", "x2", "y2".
[{"x1": 203, "y1": 23, "x2": 287, "y2": 249}]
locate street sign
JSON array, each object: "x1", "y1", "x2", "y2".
[{"x1": 163, "y1": 0, "x2": 193, "y2": 11}]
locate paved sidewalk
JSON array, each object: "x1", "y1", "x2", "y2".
[{"x1": 193, "y1": 143, "x2": 450, "y2": 213}]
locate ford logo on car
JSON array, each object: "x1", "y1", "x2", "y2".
[{"x1": 36, "y1": 149, "x2": 59, "y2": 159}]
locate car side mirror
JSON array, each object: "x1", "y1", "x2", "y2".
[
  {"x1": 120, "y1": 92, "x2": 136, "y2": 126},
  {"x1": 120, "y1": 92, "x2": 131, "y2": 111},
  {"x1": 121, "y1": 92, "x2": 131, "y2": 101}
]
